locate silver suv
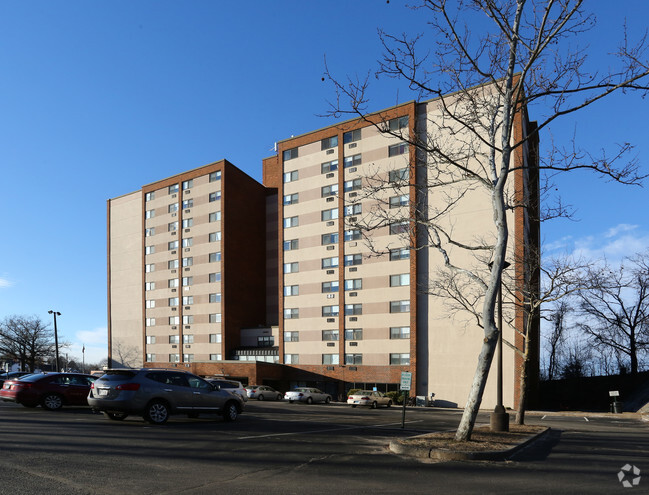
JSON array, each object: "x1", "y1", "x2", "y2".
[{"x1": 87, "y1": 369, "x2": 244, "y2": 424}]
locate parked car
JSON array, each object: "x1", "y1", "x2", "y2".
[
  {"x1": 284, "y1": 387, "x2": 332, "y2": 404},
  {"x1": 347, "y1": 390, "x2": 393, "y2": 408},
  {"x1": 0, "y1": 372, "x2": 96, "y2": 410},
  {"x1": 245, "y1": 385, "x2": 283, "y2": 401},
  {"x1": 88, "y1": 369, "x2": 244, "y2": 424},
  {"x1": 206, "y1": 379, "x2": 248, "y2": 401},
  {"x1": 0, "y1": 371, "x2": 32, "y2": 388}
]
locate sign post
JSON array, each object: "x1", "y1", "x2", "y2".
[{"x1": 400, "y1": 371, "x2": 412, "y2": 429}]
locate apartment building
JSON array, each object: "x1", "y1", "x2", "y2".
[{"x1": 108, "y1": 93, "x2": 539, "y2": 409}]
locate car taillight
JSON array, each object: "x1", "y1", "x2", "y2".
[
  {"x1": 116, "y1": 383, "x2": 140, "y2": 391},
  {"x1": 251, "y1": 389, "x2": 257, "y2": 393},
  {"x1": 90, "y1": 383, "x2": 95, "y2": 389},
  {"x1": 361, "y1": 396, "x2": 370, "y2": 400}
]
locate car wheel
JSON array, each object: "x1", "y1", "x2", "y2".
[
  {"x1": 222, "y1": 401, "x2": 239, "y2": 422},
  {"x1": 277, "y1": 394, "x2": 282, "y2": 401},
  {"x1": 258, "y1": 394, "x2": 264, "y2": 401},
  {"x1": 371, "y1": 401, "x2": 378, "y2": 409},
  {"x1": 387, "y1": 400, "x2": 392, "y2": 408},
  {"x1": 144, "y1": 400, "x2": 170, "y2": 425},
  {"x1": 41, "y1": 394, "x2": 63, "y2": 411},
  {"x1": 325, "y1": 396, "x2": 331, "y2": 404},
  {"x1": 289, "y1": 400, "x2": 294, "y2": 404},
  {"x1": 105, "y1": 412, "x2": 128, "y2": 421},
  {"x1": 306, "y1": 397, "x2": 313, "y2": 405}
]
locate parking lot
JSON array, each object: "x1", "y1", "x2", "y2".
[{"x1": 1, "y1": 400, "x2": 648, "y2": 494}]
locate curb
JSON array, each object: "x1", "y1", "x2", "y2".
[{"x1": 389, "y1": 427, "x2": 551, "y2": 461}]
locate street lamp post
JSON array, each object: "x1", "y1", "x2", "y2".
[
  {"x1": 489, "y1": 261, "x2": 510, "y2": 432},
  {"x1": 48, "y1": 310, "x2": 61, "y2": 372}
]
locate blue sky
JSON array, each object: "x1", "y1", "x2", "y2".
[{"x1": 0, "y1": 1, "x2": 647, "y2": 365}]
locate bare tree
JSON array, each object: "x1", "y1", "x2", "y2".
[
  {"x1": 576, "y1": 252, "x2": 649, "y2": 376},
  {"x1": 325, "y1": 0, "x2": 648, "y2": 440},
  {"x1": 0, "y1": 315, "x2": 55, "y2": 371},
  {"x1": 546, "y1": 300, "x2": 569, "y2": 381}
]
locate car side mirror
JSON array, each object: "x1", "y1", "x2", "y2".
[{"x1": 212, "y1": 383, "x2": 221, "y2": 391}]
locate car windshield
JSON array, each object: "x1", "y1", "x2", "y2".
[
  {"x1": 293, "y1": 388, "x2": 308, "y2": 392},
  {"x1": 354, "y1": 391, "x2": 375, "y2": 395},
  {"x1": 98, "y1": 370, "x2": 138, "y2": 381},
  {"x1": 16, "y1": 373, "x2": 47, "y2": 382}
]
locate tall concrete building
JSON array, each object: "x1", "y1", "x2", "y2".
[{"x1": 108, "y1": 93, "x2": 539, "y2": 409}]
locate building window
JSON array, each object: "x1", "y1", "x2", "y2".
[
  {"x1": 321, "y1": 233, "x2": 338, "y2": 245},
  {"x1": 343, "y1": 154, "x2": 361, "y2": 168},
  {"x1": 345, "y1": 328, "x2": 363, "y2": 340},
  {"x1": 145, "y1": 209, "x2": 155, "y2": 219},
  {"x1": 284, "y1": 308, "x2": 299, "y2": 319},
  {"x1": 322, "y1": 281, "x2": 339, "y2": 293},
  {"x1": 390, "y1": 300, "x2": 410, "y2": 313},
  {"x1": 169, "y1": 316, "x2": 179, "y2": 325},
  {"x1": 344, "y1": 178, "x2": 362, "y2": 192},
  {"x1": 182, "y1": 296, "x2": 193, "y2": 305},
  {"x1": 284, "y1": 285, "x2": 299, "y2": 296},
  {"x1": 168, "y1": 240, "x2": 178, "y2": 250},
  {"x1": 169, "y1": 184, "x2": 179, "y2": 194},
  {"x1": 283, "y1": 262, "x2": 299, "y2": 274},
  {"x1": 169, "y1": 354, "x2": 180, "y2": 363},
  {"x1": 344, "y1": 304, "x2": 362, "y2": 315},
  {"x1": 390, "y1": 353, "x2": 410, "y2": 365},
  {"x1": 388, "y1": 142, "x2": 408, "y2": 157},
  {"x1": 390, "y1": 274, "x2": 410, "y2": 287},
  {"x1": 390, "y1": 247, "x2": 410, "y2": 260},
  {"x1": 209, "y1": 252, "x2": 221, "y2": 262},
  {"x1": 344, "y1": 279, "x2": 362, "y2": 291},
  {"x1": 182, "y1": 276, "x2": 193, "y2": 286},
  {"x1": 389, "y1": 167, "x2": 409, "y2": 183},
  {"x1": 344, "y1": 203, "x2": 361, "y2": 216},
  {"x1": 183, "y1": 354, "x2": 194, "y2": 363},
  {"x1": 168, "y1": 222, "x2": 178, "y2": 232},
  {"x1": 182, "y1": 257, "x2": 193, "y2": 267},
  {"x1": 182, "y1": 218, "x2": 193, "y2": 228},
  {"x1": 284, "y1": 331, "x2": 299, "y2": 342},
  {"x1": 182, "y1": 179, "x2": 193, "y2": 190},
  {"x1": 344, "y1": 254, "x2": 362, "y2": 266},
  {"x1": 168, "y1": 278, "x2": 179, "y2": 288},
  {"x1": 321, "y1": 184, "x2": 338, "y2": 197},
  {"x1": 321, "y1": 136, "x2": 338, "y2": 150},
  {"x1": 344, "y1": 229, "x2": 361, "y2": 241},
  {"x1": 209, "y1": 273, "x2": 221, "y2": 283},
  {"x1": 321, "y1": 257, "x2": 339, "y2": 269},
  {"x1": 210, "y1": 171, "x2": 222, "y2": 182},
  {"x1": 285, "y1": 354, "x2": 299, "y2": 364},
  {"x1": 322, "y1": 354, "x2": 339, "y2": 365},
  {"x1": 183, "y1": 334, "x2": 194, "y2": 344},
  {"x1": 169, "y1": 335, "x2": 180, "y2": 344},
  {"x1": 145, "y1": 300, "x2": 155, "y2": 309},
  {"x1": 390, "y1": 327, "x2": 410, "y2": 339},
  {"x1": 283, "y1": 170, "x2": 298, "y2": 183},
  {"x1": 209, "y1": 211, "x2": 221, "y2": 222},
  {"x1": 182, "y1": 238, "x2": 193, "y2": 248},
  {"x1": 321, "y1": 160, "x2": 338, "y2": 173},
  {"x1": 182, "y1": 199, "x2": 193, "y2": 209},
  {"x1": 283, "y1": 193, "x2": 299, "y2": 205},
  {"x1": 145, "y1": 245, "x2": 155, "y2": 255},
  {"x1": 390, "y1": 222, "x2": 409, "y2": 235},
  {"x1": 209, "y1": 191, "x2": 222, "y2": 202},
  {"x1": 257, "y1": 336, "x2": 274, "y2": 347},
  {"x1": 321, "y1": 208, "x2": 338, "y2": 221},
  {"x1": 168, "y1": 297, "x2": 179, "y2": 306},
  {"x1": 145, "y1": 227, "x2": 155, "y2": 237},
  {"x1": 390, "y1": 194, "x2": 409, "y2": 208},
  {"x1": 209, "y1": 293, "x2": 221, "y2": 303},
  {"x1": 210, "y1": 354, "x2": 222, "y2": 361},
  {"x1": 322, "y1": 330, "x2": 339, "y2": 341},
  {"x1": 389, "y1": 115, "x2": 409, "y2": 130},
  {"x1": 322, "y1": 305, "x2": 339, "y2": 317},
  {"x1": 145, "y1": 264, "x2": 155, "y2": 273},
  {"x1": 283, "y1": 147, "x2": 298, "y2": 161},
  {"x1": 168, "y1": 259, "x2": 178, "y2": 269},
  {"x1": 209, "y1": 333, "x2": 222, "y2": 343},
  {"x1": 168, "y1": 203, "x2": 178, "y2": 213},
  {"x1": 145, "y1": 191, "x2": 155, "y2": 201},
  {"x1": 183, "y1": 315, "x2": 194, "y2": 324},
  {"x1": 209, "y1": 232, "x2": 222, "y2": 242},
  {"x1": 345, "y1": 354, "x2": 363, "y2": 365},
  {"x1": 343, "y1": 129, "x2": 361, "y2": 143},
  {"x1": 284, "y1": 239, "x2": 299, "y2": 251},
  {"x1": 146, "y1": 353, "x2": 156, "y2": 362},
  {"x1": 145, "y1": 282, "x2": 156, "y2": 291},
  {"x1": 284, "y1": 216, "x2": 299, "y2": 228},
  {"x1": 209, "y1": 313, "x2": 222, "y2": 323}
]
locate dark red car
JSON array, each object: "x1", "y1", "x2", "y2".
[{"x1": 0, "y1": 372, "x2": 97, "y2": 410}]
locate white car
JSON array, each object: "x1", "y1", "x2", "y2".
[
  {"x1": 245, "y1": 385, "x2": 283, "y2": 401},
  {"x1": 347, "y1": 390, "x2": 393, "y2": 408},
  {"x1": 206, "y1": 379, "x2": 248, "y2": 401},
  {"x1": 284, "y1": 387, "x2": 331, "y2": 404}
]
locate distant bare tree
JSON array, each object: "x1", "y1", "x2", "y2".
[
  {"x1": 546, "y1": 300, "x2": 569, "y2": 381},
  {"x1": 0, "y1": 315, "x2": 54, "y2": 371}
]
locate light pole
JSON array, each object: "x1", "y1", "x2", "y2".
[
  {"x1": 48, "y1": 310, "x2": 61, "y2": 372},
  {"x1": 489, "y1": 261, "x2": 510, "y2": 432}
]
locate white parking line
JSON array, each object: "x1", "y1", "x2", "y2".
[{"x1": 237, "y1": 420, "x2": 423, "y2": 440}]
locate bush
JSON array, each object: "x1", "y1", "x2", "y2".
[
  {"x1": 347, "y1": 389, "x2": 361, "y2": 397},
  {"x1": 386, "y1": 391, "x2": 404, "y2": 405}
]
